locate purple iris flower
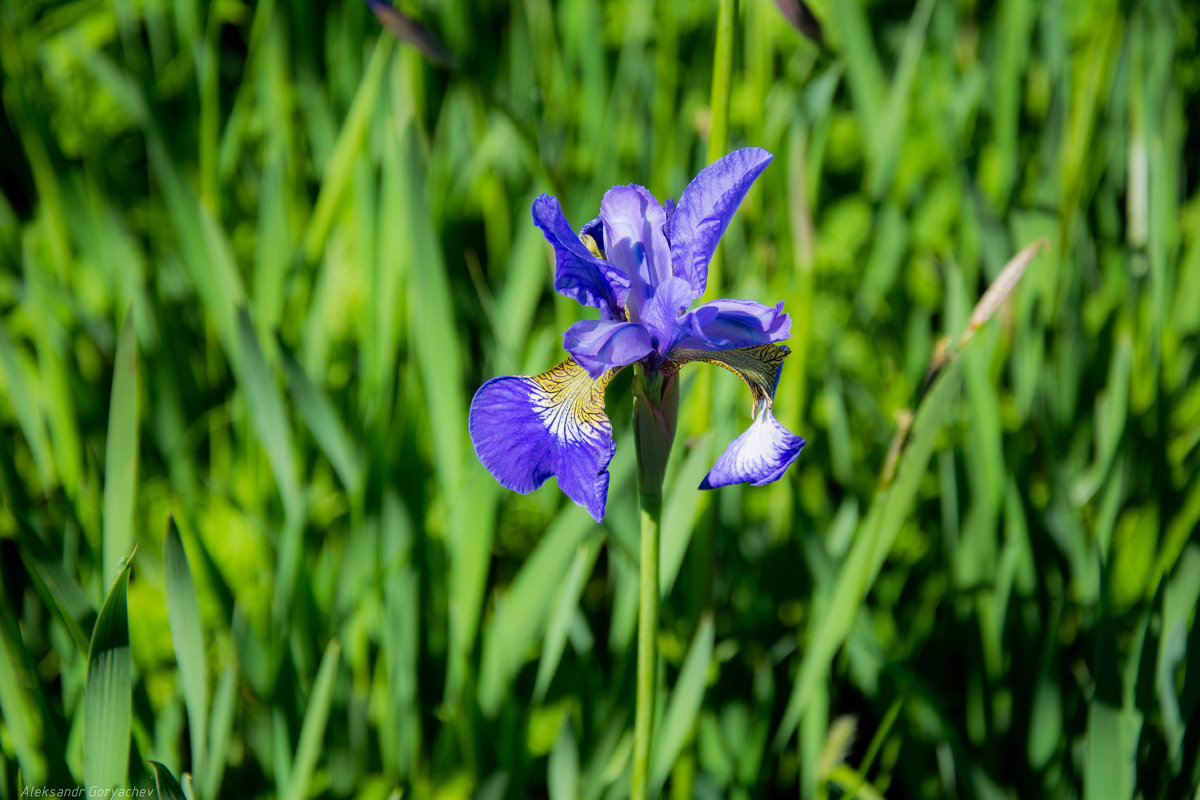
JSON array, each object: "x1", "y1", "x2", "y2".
[{"x1": 469, "y1": 147, "x2": 805, "y2": 521}]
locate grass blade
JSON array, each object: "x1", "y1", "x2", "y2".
[
  {"x1": 164, "y1": 517, "x2": 208, "y2": 788},
  {"x1": 203, "y1": 662, "x2": 238, "y2": 799},
  {"x1": 775, "y1": 358, "x2": 964, "y2": 749},
  {"x1": 235, "y1": 308, "x2": 303, "y2": 523},
  {"x1": 650, "y1": 613, "x2": 715, "y2": 790},
  {"x1": 277, "y1": 336, "x2": 363, "y2": 495},
  {"x1": 84, "y1": 552, "x2": 134, "y2": 791},
  {"x1": 286, "y1": 639, "x2": 342, "y2": 800},
  {"x1": 0, "y1": 591, "x2": 46, "y2": 782},
  {"x1": 102, "y1": 309, "x2": 139, "y2": 589},
  {"x1": 149, "y1": 761, "x2": 188, "y2": 800}
]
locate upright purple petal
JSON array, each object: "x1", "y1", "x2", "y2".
[
  {"x1": 700, "y1": 406, "x2": 805, "y2": 489},
  {"x1": 469, "y1": 358, "x2": 619, "y2": 521},
  {"x1": 638, "y1": 276, "x2": 697, "y2": 360},
  {"x1": 665, "y1": 147, "x2": 774, "y2": 296},
  {"x1": 563, "y1": 319, "x2": 654, "y2": 379},
  {"x1": 676, "y1": 298, "x2": 791, "y2": 351},
  {"x1": 600, "y1": 185, "x2": 673, "y2": 317},
  {"x1": 533, "y1": 195, "x2": 630, "y2": 319}
]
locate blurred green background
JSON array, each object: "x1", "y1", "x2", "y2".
[{"x1": 1, "y1": 0, "x2": 1199, "y2": 797}]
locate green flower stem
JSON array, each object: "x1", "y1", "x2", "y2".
[
  {"x1": 631, "y1": 478, "x2": 660, "y2": 800},
  {"x1": 631, "y1": 369, "x2": 678, "y2": 800}
]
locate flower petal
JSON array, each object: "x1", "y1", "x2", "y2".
[
  {"x1": 563, "y1": 319, "x2": 654, "y2": 379},
  {"x1": 533, "y1": 194, "x2": 630, "y2": 319},
  {"x1": 700, "y1": 405, "x2": 805, "y2": 489},
  {"x1": 662, "y1": 342, "x2": 790, "y2": 413},
  {"x1": 665, "y1": 147, "x2": 774, "y2": 296},
  {"x1": 638, "y1": 276, "x2": 696, "y2": 359},
  {"x1": 469, "y1": 358, "x2": 619, "y2": 521},
  {"x1": 676, "y1": 298, "x2": 791, "y2": 351},
  {"x1": 601, "y1": 185, "x2": 675, "y2": 316}
]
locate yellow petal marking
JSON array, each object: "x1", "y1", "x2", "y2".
[
  {"x1": 529, "y1": 357, "x2": 617, "y2": 444},
  {"x1": 661, "y1": 343, "x2": 790, "y2": 413}
]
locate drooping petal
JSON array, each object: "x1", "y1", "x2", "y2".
[
  {"x1": 638, "y1": 276, "x2": 696, "y2": 359},
  {"x1": 600, "y1": 185, "x2": 675, "y2": 316},
  {"x1": 563, "y1": 319, "x2": 654, "y2": 379},
  {"x1": 665, "y1": 147, "x2": 774, "y2": 296},
  {"x1": 700, "y1": 405, "x2": 805, "y2": 489},
  {"x1": 469, "y1": 358, "x2": 620, "y2": 521},
  {"x1": 662, "y1": 342, "x2": 790, "y2": 413},
  {"x1": 676, "y1": 298, "x2": 791, "y2": 351},
  {"x1": 533, "y1": 194, "x2": 630, "y2": 319}
]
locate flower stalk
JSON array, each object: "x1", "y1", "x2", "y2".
[{"x1": 631, "y1": 368, "x2": 678, "y2": 800}]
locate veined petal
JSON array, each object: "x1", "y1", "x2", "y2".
[
  {"x1": 677, "y1": 298, "x2": 791, "y2": 351},
  {"x1": 533, "y1": 194, "x2": 630, "y2": 319},
  {"x1": 563, "y1": 319, "x2": 654, "y2": 379},
  {"x1": 601, "y1": 185, "x2": 674, "y2": 316},
  {"x1": 665, "y1": 147, "x2": 773, "y2": 296},
  {"x1": 700, "y1": 405, "x2": 805, "y2": 489},
  {"x1": 469, "y1": 358, "x2": 619, "y2": 522},
  {"x1": 662, "y1": 342, "x2": 790, "y2": 413}
]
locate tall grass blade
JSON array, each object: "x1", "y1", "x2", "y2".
[
  {"x1": 164, "y1": 517, "x2": 208, "y2": 788},
  {"x1": 84, "y1": 552, "x2": 135, "y2": 792},
  {"x1": 149, "y1": 761, "x2": 188, "y2": 800},
  {"x1": 286, "y1": 639, "x2": 342, "y2": 800},
  {"x1": 650, "y1": 613, "x2": 714, "y2": 791}
]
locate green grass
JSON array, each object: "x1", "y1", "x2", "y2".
[{"x1": 1, "y1": 0, "x2": 1199, "y2": 797}]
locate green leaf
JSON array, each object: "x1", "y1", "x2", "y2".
[
  {"x1": 477, "y1": 509, "x2": 594, "y2": 716},
  {"x1": 775, "y1": 359, "x2": 964, "y2": 749},
  {"x1": 0, "y1": 591, "x2": 45, "y2": 782},
  {"x1": 149, "y1": 761, "x2": 188, "y2": 800},
  {"x1": 235, "y1": 308, "x2": 302, "y2": 523},
  {"x1": 0, "y1": 321, "x2": 54, "y2": 489},
  {"x1": 650, "y1": 614, "x2": 714, "y2": 790},
  {"x1": 84, "y1": 552, "x2": 134, "y2": 791},
  {"x1": 277, "y1": 336, "x2": 363, "y2": 495},
  {"x1": 102, "y1": 309, "x2": 139, "y2": 589},
  {"x1": 548, "y1": 717, "x2": 580, "y2": 800},
  {"x1": 658, "y1": 435, "x2": 714, "y2": 598},
  {"x1": 203, "y1": 662, "x2": 238, "y2": 799},
  {"x1": 534, "y1": 540, "x2": 601, "y2": 702},
  {"x1": 164, "y1": 517, "x2": 208, "y2": 788},
  {"x1": 286, "y1": 639, "x2": 341, "y2": 800}
]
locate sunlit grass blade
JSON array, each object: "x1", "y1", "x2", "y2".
[
  {"x1": 286, "y1": 639, "x2": 342, "y2": 800},
  {"x1": 548, "y1": 719, "x2": 580, "y2": 800},
  {"x1": 650, "y1": 613, "x2": 714, "y2": 791},
  {"x1": 478, "y1": 507, "x2": 594, "y2": 716},
  {"x1": 534, "y1": 540, "x2": 601, "y2": 702},
  {"x1": 397, "y1": 121, "x2": 465, "y2": 494},
  {"x1": 864, "y1": 0, "x2": 934, "y2": 199},
  {"x1": 235, "y1": 308, "x2": 303, "y2": 522},
  {"x1": 149, "y1": 760, "x2": 188, "y2": 800},
  {"x1": 14, "y1": 519, "x2": 95, "y2": 653},
  {"x1": 0, "y1": 591, "x2": 46, "y2": 783},
  {"x1": 84, "y1": 552, "x2": 135, "y2": 792},
  {"x1": 164, "y1": 517, "x2": 208, "y2": 788},
  {"x1": 102, "y1": 309, "x2": 139, "y2": 590},
  {"x1": 775, "y1": 358, "x2": 964, "y2": 749},
  {"x1": 657, "y1": 436, "x2": 713, "y2": 598},
  {"x1": 203, "y1": 662, "x2": 238, "y2": 799},
  {"x1": 303, "y1": 36, "x2": 394, "y2": 264},
  {"x1": 0, "y1": 322, "x2": 55, "y2": 489},
  {"x1": 277, "y1": 336, "x2": 364, "y2": 495}
]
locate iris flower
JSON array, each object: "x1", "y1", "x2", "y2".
[{"x1": 469, "y1": 147, "x2": 805, "y2": 521}]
